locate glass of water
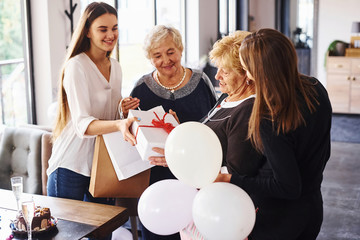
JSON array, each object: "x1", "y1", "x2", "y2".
[
  {"x1": 10, "y1": 176, "x2": 23, "y2": 212},
  {"x1": 22, "y1": 198, "x2": 35, "y2": 240}
]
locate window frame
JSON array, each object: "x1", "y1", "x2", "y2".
[{"x1": 22, "y1": 0, "x2": 37, "y2": 124}]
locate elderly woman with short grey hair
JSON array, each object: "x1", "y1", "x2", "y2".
[{"x1": 130, "y1": 25, "x2": 217, "y2": 123}]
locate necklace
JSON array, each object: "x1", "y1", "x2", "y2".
[{"x1": 155, "y1": 66, "x2": 186, "y2": 93}]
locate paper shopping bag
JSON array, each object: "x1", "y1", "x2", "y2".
[{"x1": 89, "y1": 135, "x2": 150, "y2": 198}]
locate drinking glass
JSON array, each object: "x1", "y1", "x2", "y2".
[
  {"x1": 22, "y1": 198, "x2": 35, "y2": 240},
  {"x1": 10, "y1": 176, "x2": 23, "y2": 212}
]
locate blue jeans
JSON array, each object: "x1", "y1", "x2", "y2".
[{"x1": 47, "y1": 167, "x2": 115, "y2": 240}]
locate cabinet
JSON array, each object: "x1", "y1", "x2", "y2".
[{"x1": 326, "y1": 57, "x2": 360, "y2": 113}]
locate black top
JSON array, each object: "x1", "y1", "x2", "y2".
[
  {"x1": 231, "y1": 77, "x2": 332, "y2": 240},
  {"x1": 204, "y1": 95, "x2": 264, "y2": 176}
]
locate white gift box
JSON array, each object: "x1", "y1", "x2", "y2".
[{"x1": 128, "y1": 106, "x2": 179, "y2": 161}]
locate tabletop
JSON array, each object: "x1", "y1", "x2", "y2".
[{"x1": 0, "y1": 189, "x2": 129, "y2": 239}]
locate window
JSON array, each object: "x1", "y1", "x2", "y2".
[
  {"x1": 116, "y1": 0, "x2": 154, "y2": 96},
  {"x1": 0, "y1": 0, "x2": 34, "y2": 126},
  {"x1": 155, "y1": 0, "x2": 184, "y2": 32},
  {"x1": 297, "y1": 0, "x2": 313, "y2": 48},
  {"x1": 219, "y1": 0, "x2": 237, "y2": 36},
  {"x1": 117, "y1": 0, "x2": 185, "y2": 96}
]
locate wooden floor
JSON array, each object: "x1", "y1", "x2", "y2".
[{"x1": 318, "y1": 141, "x2": 360, "y2": 240}]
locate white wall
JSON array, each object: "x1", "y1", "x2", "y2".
[
  {"x1": 185, "y1": 1, "x2": 200, "y2": 67},
  {"x1": 199, "y1": 0, "x2": 218, "y2": 62},
  {"x1": 249, "y1": 0, "x2": 276, "y2": 31},
  {"x1": 47, "y1": 0, "x2": 81, "y2": 98},
  {"x1": 31, "y1": 0, "x2": 81, "y2": 125},
  {"x1": 31, "y1": 0, "x2": 52, "y2": 126},
  {"x1": 186, "y1": 0, "x2": 218, "y2": 68},
  {"x1": 317, "y1": 0, "x2": 360, "y2": 85}
]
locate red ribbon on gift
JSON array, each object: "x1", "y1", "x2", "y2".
[{"x1": 134, "y1": 112, "x2": 175, "y2": 139}]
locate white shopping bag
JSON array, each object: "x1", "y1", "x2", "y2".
[{"x1": 102, "y1": 131, "x2": 153, "y2": 181}]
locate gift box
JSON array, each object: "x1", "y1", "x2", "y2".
[{"x1": 128, "y1": 106, "x2": 179, "y2": 161}]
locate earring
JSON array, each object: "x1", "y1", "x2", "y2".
[{"x1": 246, "y1": 80, "x2": 250, "y2": 85}]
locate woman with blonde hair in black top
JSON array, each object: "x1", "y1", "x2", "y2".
[{"x1": 216, "y1": 28, "x2": 332, "y2": 240}]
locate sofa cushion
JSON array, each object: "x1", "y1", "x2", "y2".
[{"x1": 0, "y1": 127, "x2": 46, "y2": 194}]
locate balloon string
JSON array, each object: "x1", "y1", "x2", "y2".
[{"x1": 135, "y1": 112, "x2": 175, "y2": 140}]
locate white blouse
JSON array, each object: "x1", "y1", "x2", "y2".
[{"x1": 47, "y1": 53, "x2": 122, "y2": 177}]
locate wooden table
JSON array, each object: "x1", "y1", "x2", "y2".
[{"x1": 0, "y1": 189, "x2": 129, "y2": 239}]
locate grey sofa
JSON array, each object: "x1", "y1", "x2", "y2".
[{"x1": 0, "y1": 126, "x2": 52, "y2": 195}]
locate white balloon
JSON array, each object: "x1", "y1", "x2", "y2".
[
  {"x1": 165, "y1": 122, "x2": 222, "y2": 188},
  {"x1": 138, "y1": 179, "x2": 198, "y2": 235},
  {"x1": 111, "y1": 227, "x2": 133, "y2": 240},
  {"x1": 192, "y1": 182, "x2": 256, "y2": 240}
]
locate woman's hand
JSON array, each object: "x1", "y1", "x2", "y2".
[
  {"x1": 117, "y1": 117, "x2": 139, "y2": 146},
  {"x1": 120, "y1": 97, "x2": 140, "y2": 118},
  {"x1": 214, "y1": 173, "x2": 232, "y2": 183},
  {"x1": 148, "y1": 147, "x2": 168, "y2": 167},
  {"x1": 169, "y1": 109, "x2": 180, "y2": 124}
]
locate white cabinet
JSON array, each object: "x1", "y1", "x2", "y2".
[{"x1": 326, "y1": 57, "x2": 360, "y2": 114}]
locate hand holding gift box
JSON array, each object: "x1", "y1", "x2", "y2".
[{"x1": 128, "y1": 106, "x2": 179, "y2": 161}]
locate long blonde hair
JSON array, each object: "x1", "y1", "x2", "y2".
[
  {"x1": 239, "y1": 28, "x2": 318, "y2": 152},
  {"x1": 52, "y1": 2, "x2": 117, "y2": 141}
]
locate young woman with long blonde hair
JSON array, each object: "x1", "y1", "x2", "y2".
[{"x1": 47, "y1": 2, "x2": 138, "y2": 205}]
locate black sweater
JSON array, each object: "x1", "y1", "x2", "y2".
[
  {"x1": 231, "y1": 77, "x2": 332, "y2": 240},
  {"x1": 205, "y1": 96, "x2": 264, "y2": 177}
]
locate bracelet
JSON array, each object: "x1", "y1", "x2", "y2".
[{"x1": 118, "y1": 99, "x2": 124, "y2": 119}]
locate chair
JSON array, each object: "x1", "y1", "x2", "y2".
[
  {"x1": 115, "y1": 198, "x2": 140, "y2": 240},
  {"x1": 0, "y1": 126, "x2": 47, "y2": 194}
]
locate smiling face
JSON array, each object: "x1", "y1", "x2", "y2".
[
  {"x1": 87, "y1": 13, "x2": 118, "y2": 54},
  {"x1": 215, "y1": 61, "x2": 246, "y2": 96},
  {"x1": 149, "y1": 35, "x2": 183, "y2": 78}
]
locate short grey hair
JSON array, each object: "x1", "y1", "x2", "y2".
[{"x1": 143, "y1": 25, "x2": 184, "y2": 59}]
